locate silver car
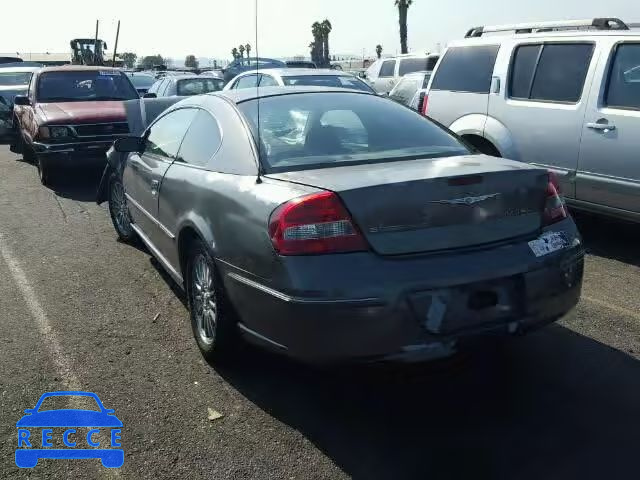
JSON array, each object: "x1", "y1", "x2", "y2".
[
  {"x1": 224, "y1": 68, "x2": 375, "y2": 93},
  {"x1": 102, "y1": 87, "x2": 583, "y2": 365},
  {"x1": 146, "y1": 75, "x2": 225, "y2": 98}
]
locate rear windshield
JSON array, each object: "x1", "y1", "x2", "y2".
[
  {"x1": 238, "y1": 92, "x2": 468, "y2": 172},
  {"x1": 282, "y1": 75, "x2": 374, "y2": 93},
  {"x1": 37, "y1": 71, "x2": 139, "y2": 102},
  {"x1": 0, "y1": 72, "x2": 33, "y2": 86},
  {"x1": 177, "y1": 78, "x2": 225, "y2": 96}
]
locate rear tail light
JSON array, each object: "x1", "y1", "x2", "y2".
[
  {"x1": 420, "y1": 93, "x2": 429, "y2": 116},
  {"x1": 543, "y1": 172, "x2": 568, "y2": 225},
  {"x1": 268, "y1": 192, "x2": 367, "y2": 255}
]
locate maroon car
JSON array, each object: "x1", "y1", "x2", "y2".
[{"x1": 11, "y1": 66, "x2": 139, "y2": 185}]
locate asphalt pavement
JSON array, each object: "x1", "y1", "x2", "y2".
[{"x1": 0, "y1": 145, "x2": 639, "y2": 480}]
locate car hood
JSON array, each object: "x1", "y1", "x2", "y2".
[
  {"x1": 37, "y1": 101, "x2": 127, "y2": 125},
  {"x1": 16, "y1": 409, "x2": 123, "y2": 427},
  {"x1": 0, "y1": 85, "x2": 28, "y2": 105}
]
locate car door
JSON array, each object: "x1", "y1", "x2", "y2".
[
  {"x1": 488, "y1": 41, "x2": 597, "y2": 197},
  {"x1": 16, "y1": 73, "x2": 38, "y2": 143},
  {"x1": 123, "y1": 108, "x2": 197, "y2": 249},
  {"x1": 577, "y1": 40, "x2": 640, "y2": 215},
  {"x1": 154, "y1": 108, "x2": 225, "y2": 271},
  {"x1": 373, "y1": 59, "x2": 396, "y2": 93}
]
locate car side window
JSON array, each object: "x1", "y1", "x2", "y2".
[
  {"x1": 605, "y1": 43, "x2": 640, "y2": 110},
  {"x1": 510, "y1": 43, "x2": 594, "y2": 103},
  {"x1": 145, "y1": 108, "x2": 198, "y2": 160},
  {"x1": 430, "y1": 45, "x2": 500, "y2": 93},
  {"x1": 390, "y1": 77, "x2": 420, "y2": 105},
  {"x1": 235, "y1": 74, "x2": 260, "y2": 89},
  {"x1": 379, "y1": 60, "x2": 396, "y2": 78},
  {"x1": 398, "y1": 58, "x2": 428, "y2": 77},
  {"x1": 259, "y1": 74, "x2": 279, "y2": 87},
  {"x1": 176, "y1": 110, "x2": 222, "y2": 168},
  {"x1": 160, "y1": 79, "x2": 173, "y2": 96}
]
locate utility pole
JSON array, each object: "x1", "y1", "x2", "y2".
[{"x1": 112, "y1": 20, "x2": 121, "y2": 66}]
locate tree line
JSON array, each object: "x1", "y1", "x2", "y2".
[{"x1": 124, "y1": 1, "x2": 416, "y2": 70}]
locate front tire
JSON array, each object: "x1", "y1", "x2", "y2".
[
  {"x1": 36, "y1": 155, "x2": 52, "y2": 186},
  {"x1": 186, "y1": 239, "x2": 238, "y2": 363},
  {"x1": 108, "y1": 174, "x2": 136, "y2": 242}
]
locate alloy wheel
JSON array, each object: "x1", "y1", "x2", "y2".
[{"x1": 191, "y1": 254, "x2": 217, "y2": 345}]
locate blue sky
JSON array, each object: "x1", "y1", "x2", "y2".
[{"x1": 1, "y1": 0, "x2": 637, "y2": 59}]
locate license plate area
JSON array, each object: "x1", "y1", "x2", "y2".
[{"x1": 409, "y1": 276, "x2": 524, "y2": 335}]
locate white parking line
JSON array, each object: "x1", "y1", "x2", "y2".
[
  {"x1": 0, "y1": 234, "x2": 81, "y2": 391},
  {"x1": 0, "y1": 234, "x2": 121, "y2": 477}
]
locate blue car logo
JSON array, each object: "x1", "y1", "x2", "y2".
[{"x1": 15, "y1": 391, "x2": 123, "y2": 468}]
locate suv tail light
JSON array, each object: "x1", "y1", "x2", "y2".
[
  {"x1": 543, "y1": 172, "x2": 568, "y2": 225},
  {"x1": 268, "y1": 192, "x2": 367, "y2": 255},
  {"x1": 420, "y1": 93, "x2": 429, "y2": 115}
]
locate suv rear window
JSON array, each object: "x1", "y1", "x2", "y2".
[
  {"x1": 398, "y1": 58, "x2": 429, "y2": 76},
  {"x1": 379, "y1": 60, "x2": 396, "y2": 78},
  {"x1": 430, "y1": 45, "x2": 499, "y2": 93},
  {"x1": 509, "y1": 43, "x2": 594, "y2": 103}
]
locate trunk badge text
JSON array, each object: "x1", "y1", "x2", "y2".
[{"x1": 429, "y1": 193, "x2": 501, "y2": 206}]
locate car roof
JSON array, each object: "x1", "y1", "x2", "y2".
[
  {"x1": 238, "y1": 68, "x2": 353, "y2": 77},
  {"x1": 448, "y1": 29, "x2": 640, "y2": 48},
  {"x1": 168, "y1": 75, "x2": 224, "y2": 81},
  {"x1": 39, "y1": 65, "x2": 122, "y2": 73},
  {"x1": 0, "y1": 66, "x2": 40, "y2": 73},
  {"x1": 212, "y1": 86, "x2": 371, "y2": 104}
]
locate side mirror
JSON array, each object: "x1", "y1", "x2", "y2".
[
  {"x1": 143, "y1": 92, "x2": 157, "y2": 98},
  {"x1": 114, "y1": 136, "x2": 144, "y2": 153},
  {"x1": 23, "y1": 409, "x2": 34, "y2": 414},
  {"x1": 13, "y1": 95, "x2": 31, "y2": 106}
]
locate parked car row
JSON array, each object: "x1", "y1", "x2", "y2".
[{"x1": 20, "y1": 19, "x2": 640, "y2": 366}]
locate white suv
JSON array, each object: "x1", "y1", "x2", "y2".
[
  {"x1": 366, "y1": 53, "x2": 439, "y2": 94},
  {"x1": 425, "y1": 18, "x2": 640, "y2": 223}
]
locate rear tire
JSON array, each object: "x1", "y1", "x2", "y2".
[
  {"x1": 108, "y1": 174, "x2": 136, "y2": 243},
  {"x1": 186, "y1": 239, "x2": 239, "y2": 364}
]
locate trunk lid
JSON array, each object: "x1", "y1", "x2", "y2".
[{"x1": 266, "y1": 155, "x2": 548, "y2": 255}]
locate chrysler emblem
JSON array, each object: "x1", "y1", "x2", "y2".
[{"x1": 429, "y1": 193, "x2": 501, "y2": 206}]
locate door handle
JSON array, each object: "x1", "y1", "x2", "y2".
[
  {"x1": 150, "y1": 179, "x2": 160, "y2": 196},
  {"x1": 587, "y1": 122, "x2": 616, "y2": 132}
]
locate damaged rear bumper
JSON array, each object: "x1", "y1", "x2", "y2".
[{"x1": 224, "y1": 220, "x2": 585, "y2": 364}]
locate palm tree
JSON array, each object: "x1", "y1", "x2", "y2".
[
  {"x1": 231, "y1": 47, "x2": 239, "y2": 59},
  {"x1": 238, "y1": 44, "x2": 245, "y2": 59},
  {"x1": 321, "y1": 19, "x2": 332, "y2": 67},
  {"x1": 311, "y1": 22, "x2": 323, "y2": 65},
  {"x1": 395, "y1": 0, "x2": 413, "y2": 54},
  {"x1": 245, "y1": 43, "x2": 252, "y2": 58},
  {"x1": 376, "y1": 44, "x2": 383, "y2": 59}
]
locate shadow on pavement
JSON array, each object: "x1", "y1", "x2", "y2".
[
  {"x1": 50, "y1": 167, "x2": 103, "y2": 202},
  {"x1": 216, "y1": 325, "x2": 640, "y2": 479},
  {"x1": 573, "y1": 212, "x2": 640, "y2": 267}
]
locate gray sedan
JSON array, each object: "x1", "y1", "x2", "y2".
[{"x1": 105, "y1": 87, "x2": 584, "y2": 364}]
